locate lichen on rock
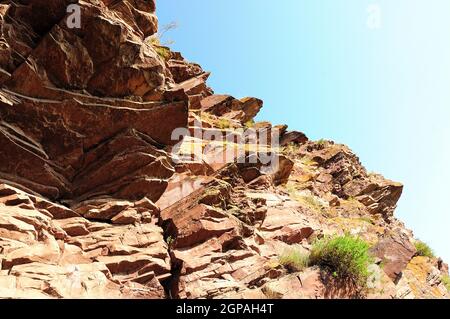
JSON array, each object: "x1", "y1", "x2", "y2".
[{"x1": 0, "y1": 0, "x2": 447, "y2": 299}]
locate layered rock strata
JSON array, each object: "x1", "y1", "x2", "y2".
[{"x1": 0, "y1": 0, "x2": 448, "y2": 299}]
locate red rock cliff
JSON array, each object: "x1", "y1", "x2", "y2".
[{"x1": 0, "y1": 1, "x2": 448, "y2": 299}]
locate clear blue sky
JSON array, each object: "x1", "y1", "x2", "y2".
[{"x1": 157, "y1": 0, "x2": 450, "y2": 261}]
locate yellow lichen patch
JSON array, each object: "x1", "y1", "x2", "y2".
[
  {"x1": 406, "y1": 256, "x2": 431, "y2": 283},
  {"x1": 328, "y1": 196, "x2": 371, "y2": 220},
  {"x1": 285, "y1": 156, "x2": 320, "y2": 189},
  {"x1": 266, "y1": 259, "x2": 282, "y2": 270},
  {"x1": 300, "y1": 157, "x2": 318, "y2": 167},
  {"x1": 153, "y1": 45, "x2": 171, "y2": 61},
  {"x1": 244, "y1": 120, "x2": 255, "y2": 129},
  {"x1": 291, "y1": 173, "x2": 313, "y2": 184},
  {"x1": 341, "y1": 197, "x2": 366, "y2": 210},
  {"x1": 286, "y1": 167, "x2": 317, "y2": 191},
  {"x1": 298, "y1": 161, "x2": 319, "y2": 179},
  {"x1": 401, "y1": 257, "x2": 448, "y2": 298}
]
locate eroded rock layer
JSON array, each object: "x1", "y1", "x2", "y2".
[{"x1": 0, "y1": 0, "x2": 448, "y2": 299}]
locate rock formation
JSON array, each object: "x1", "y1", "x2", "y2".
[{"x1": 0, "y1": 0, "x2": 448, "y2": 299}]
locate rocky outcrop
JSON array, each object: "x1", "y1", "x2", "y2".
[
  {"x1": 396, "y1": 257, "x2": 449, "y2": 299},
  {"x1": 200, "y1": 95, "x2": 263, "y2": 124},
  {"x1": 370, "y1": 231, "x2": 417, "y2": 282},
  {"x1": 0, "y1": 0, "x2": 179, "y2": 299},
  {"x1": 294, "y1": 141, "x2": 404, "y2": 220},
  {"x1": 280, "y1": 131, "x2": 309, "y2": 147},
  {"x1": 0, "y1": 0, "x2": 447, "y2": 300},
  {"x1": 0, "y1": 184, "x2": 169, "y2": 298},
  {"x1": 0, "y1": 1, "x2": 188, "y2": 203}
]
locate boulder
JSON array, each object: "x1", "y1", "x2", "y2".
[
  {"x1": 280, "y1": 131, "x2": 309, "y2": 146},
  {"x1": 370, "y1": 232, "x2": 417, "y2": 282},
  {"x1": 200, "y1": 95, "x2": 263, "y2": 123},
  {"x1": 167, "y1": 51, "x2": 206, "y2": 84}
]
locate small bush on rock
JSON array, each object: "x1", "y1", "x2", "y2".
[
  {"x1": 279, "y1": 247, "x2": 310, "y2": 272},
  {"x1": 414, "y1": 240, "x2": 435, "y2": 258},
  {"x1": 309, "y1": 234, "x2": 372, "y2": 288},
  {"x1": 442, "y1": 275, "x2": 450, "y2": 292},
  {"x1": 217, "y1": 118, "x2": 231, "y2": 129}
]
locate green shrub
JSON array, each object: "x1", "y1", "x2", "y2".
[
  {"x1": 282, "y1": 142, "x2": 302, "y2": 156},
  {"x1": 154, "y1": 46, "x2": 171, "y2": 61},
  {"x1": 442, "y1": 275, "x2": 450, "y2": 292},
  {"x1": 244, "y1": 120, "x2": 255, "y2": 129},
  {"x1": 166, "y1": 235, "x2": 175, "y2": 247},
  {"x1": 279, "y1": 247, "x2": 310, "y2": 272},
  {"x1": 358, "y1": 217, "x2": 375, "y2": 225},
  {"x1": 309, "y1": 234, "x2": 372, "y2": 287},
  {"x1": 148, "y1": 35, "x2": 160, "y2": 46},
  {"x1": 414, "y1": 240, "x2": 435, "y2": 258},
  {"x1": 217, "y1": 118, "x2": 231, "y2": 129},
  {"x1": 147, "y1": 22, "x2": 178, "y2": 60}
]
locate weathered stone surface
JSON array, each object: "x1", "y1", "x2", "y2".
[
  {"x1": 280, "y1": 131, "x2": 309, "y2": 147},
  {"x1": 0, "y1": 184, "x2": 169, "y2": 299},
  {"x1": 396, "y1": 257, "x2": 449, "y2": 299},
  {"x1": 261, "y1": 270, "x2": 327, "y2": 299},
  {"x1": 237, "y1": 153, "x2": 294, "y2": 186},
  {"x1": 260, "y1": 208, "x2": 314, "y2": 244},
  {"x1": 437, "y1": 258, "x2": 449, "y2": 276},
  {"x1": 0, "y1": 1, "x2": 188, "y2": 202},
  {"x1": 293, "y1": 141, "x2": 403, "y2": 219},
  {"x1": 168, "y1": 52, "x2": 205, "y2": 84},
  {"x1": 156, "y1": 173, "x2": 213, "y2": 210},
  {"x1": 0, "y1": 0, "x2": 446, "y2": 300},
  {"x1": 200, "y1": 95, "x2": 263, "y2": 124},
  {"x1": 163, "y1": 203, "x2": 241, "y2": 249},
  {"x1": 370, "y1": 232, "x2": 417, "y2": 282},
  {"x1": 170, "y1": 233, "x2": 270, "y2": 299},
  {"x1": 238, "y1": 97, "x2": 263, "y2": 123}
]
